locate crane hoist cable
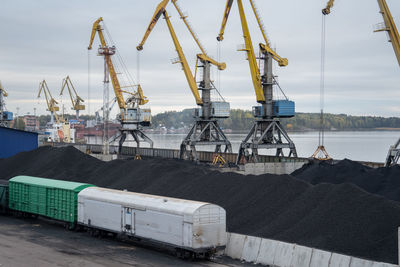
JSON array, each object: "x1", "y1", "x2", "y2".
[{"x1": 312, "y1": 2, "x2": 332, "y2": 161}]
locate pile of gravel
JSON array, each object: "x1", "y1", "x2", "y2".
[
  {"x1": 293, "y1": 159, "x2": 400, "y2": 202},
  {"x1": 0, "y1": 146, "x2": 399, "y2": 264}
]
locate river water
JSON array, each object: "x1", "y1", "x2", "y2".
[
  {"x1": 138, "y1": 131, "x2": 399, "y2": 163},
  {"x1": 96, "y1": 131, "x2": 399, "y2": 163}
]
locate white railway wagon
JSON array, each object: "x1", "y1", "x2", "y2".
[{"x1": 77, "y1": 187, "x2": 226, "y2": 255}]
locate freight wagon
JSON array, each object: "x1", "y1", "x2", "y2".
[
  {"x1": 77, "y1": 187, "x2": 226, "y2": 257},
  {"x1": 0, "y1": 176, "x2": 227, "y2": 258},
  {"x1": 8, "y1": 176, "x2": 94, "y2": 228}
]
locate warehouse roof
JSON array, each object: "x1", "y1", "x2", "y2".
[{"x1": 9, "y1": 176, "x2": 94, "y2": 191}]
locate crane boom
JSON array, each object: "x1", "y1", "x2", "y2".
[
  {"x1": 322, "y1": 0, "x2": 335, "y2": 15},
  {"x1": 38, "y1": 80, "x2": 60, "y2": 123},
  {"x1": 88, "y1": 17, "x2": 126, "y2": 111},
  {"x1": 248, "y1": 0, "x2": 288, "y2": 66},
  {"x1": 171, "y1": 0, "x2": 226, "y2": 71},
  {"x1": 0, "y1": 82, "x2": 8, "y2": 97},
  {"x1": 237, "y1": 0, "x2": 264, "y2": 103},
  {"x1": 136, "y1": 3, "x2": 202, "y2": 105},
  {"x1": 375, "y1": 0, "x2": 400, "y2": 66},
  {"x1": 60, "y1": 76, "x2": 85, "y2": 111},
  {"x1": 137, "y1": 0, "x2": 170, "y2": 51},
  {"x1": 217, "y1": 0, "x2": 234, "y2": 41},
  {"x1": 217, "y1": 1, "x2": 288, "y2": 69},
  {"x1": 164, "y1": 11, "x2": 202, "y2": 105}
]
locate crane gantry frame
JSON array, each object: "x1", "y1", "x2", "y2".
[
  {"x1": 88, "y1": 17, "x2": 153, "y2": 154},
  {"x1": 217, "y1": 0, "x2": 297, "y2": 164},
  {"x1": 60, "y1": 76, "x2": 85, "y2": 120},
  {"x1": 137, "y1": 0, "x2": 233, "y2": 161}
]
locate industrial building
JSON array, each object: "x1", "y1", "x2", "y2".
[{"x1": 0, "y1": 126, "x2": 38, "y2": 158}]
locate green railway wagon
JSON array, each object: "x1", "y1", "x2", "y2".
[{"x1": 8, "y1": 176, "x2": 94, "y2": 225}]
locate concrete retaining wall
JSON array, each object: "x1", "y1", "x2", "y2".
[
  {"x1": 244, "y1": 161, "x2": 306, "y2": 175},
  {"x1": 224, "y1": 233, "x2": 397, "y2": 267}
]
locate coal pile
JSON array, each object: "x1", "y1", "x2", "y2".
[
  {"x1": 1, "y1": 147, "x2": 400, "y2": 264},
  {"x1": 293, "y1": 159, "x2": 400, "y2": 202}
]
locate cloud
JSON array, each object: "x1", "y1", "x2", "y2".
[{"x1": 1, "y1": 0, "x2": 399, "y2": 117}]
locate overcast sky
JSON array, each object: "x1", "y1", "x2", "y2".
[{"x1": 1, "y1": 0, "x2": 399, "y2": 118}]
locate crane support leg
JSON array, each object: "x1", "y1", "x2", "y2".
[
  {"x1": 236, "y1": 119, "x2": 297, "y2": 165},
  {"x1": 385, "y1": 138, "x2": 400, "y2": 167},
  {"x1": 179, "y1": 61, "x2": 232, "y2": 162},
  {"x1": 117, "y1": 128, "x2": 154, "y2": 154},
  {"x1": 180, "y1": 120, "x2": 232, "y2": 162}
]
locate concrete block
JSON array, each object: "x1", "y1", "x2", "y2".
[
  {"x1": 310, "y1": 249, "x2": 332, "y2": 267},
  {"x1": 329, "y1": 253, "x2": 351, "y2": 267},
  {"x1": 290, "y1": 245, "x2": 313, "y2": 267},
  {"x1": 254, "y1": 163, "x2": 265, "y2": 175},
  {"x1": 349, "y1": 257, "x2": 374, "y2": 267},
  {"x1": 241, "y1": 236, "x2": 262, "y2": 263},
  {"x1": 244, "y1": 163, "x2": 255, "y2": 175},
  {"x1": 371, "y1": 263, "x2": 398, "y2": 267},
  {"x1": 222, "y1": 232, "x2": 231, "y2": 255},
  {"x1": 224, "y1": 233, "x2": 246, "y2": 260},
  {"x1": 273, "y1": 241, "x2": 295, "y2": 267},
  {"x1": 256, "y1": 238, "x2": 279, "y2": 266}
]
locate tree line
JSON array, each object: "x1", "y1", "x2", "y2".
[
  {"x1": 17, "y1": 110, "x2": 400, "y2": 131},
  {"x1": 152, "y1": 109, "x2": 400, "y2": 131}
]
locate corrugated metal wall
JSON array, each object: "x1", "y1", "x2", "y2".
[{"x1": 0, "y1": 127, "x2": 38, "y2": 158}]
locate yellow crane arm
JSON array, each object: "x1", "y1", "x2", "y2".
[
  {"x1": 248, "y1": 0, "x2": 288, "y2": 67},
  {"x1": 60, "y1": 76, "x2": 85, "y2": 111},
  {"x1": 137, "y1": 2, "x2": 202, "y2": 105},
  {"x1": 375, "y1": 0, "x2": 400, "y2": 66},
  {"x1": 88, "y1": 17, "x2": 106, "y2": 49},
  {"x1": 237, "y1": 0, "x2": 264, "y2": 103},
  {"x1": 217, "y1": 0, "x2": 234, "y2": 41},
  {"x1": 164, "y1": 11, "x2": 202, "y2": 105},
  {"x1": 171, "y1": 0, "x2": 227, "y2": 71},
  {"x1": 322, "y1": 0, "x2": 335, "y2": 15},
  {"x1": 136, "y1": 0, "x2": 170, "y2": 51},
  {"x1": 137, "y1": 85, "x2": 149, "y2": 105},
  {"x1": 88, "y1": 17, "x2": 126, "y2": 110},
  {"x1": 38, "y1": 80, "x2": 60, "y2": 123},
  {"x1": 171, "y1": 0, "x2": 205, "y2": 55},
  {"x1": 0, "y1": 82, "x2": 8, "y2": 97}
]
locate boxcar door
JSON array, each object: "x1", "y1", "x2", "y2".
[{"x1": 122, "y1": 207, "x2": 134, "y2": 234}]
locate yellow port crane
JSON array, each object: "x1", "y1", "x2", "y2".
[
  {"x1": 88, "y1": 17, "x2": 153, "y2": 153},
  {"x1": 0, "y1": 81, "x2": 12, "y2": 127},
  {"x1": 322, "y1": 0, "x2": 400, "y2": 165},
  {"x1": 322, "y1": 0, "x2": 335, "y2": 15},
  {"x1": 374, "y1": 0, "x2": 400, "y2": 66},
  {"x1": 217, "y1": 0, "x2": 297, "y2": 164},
  {"x1": 60, "y1": 76, "x2": 85, "y2": 120},
  {"x1": 137, "y1": 0, "x2": 232, "y2": 161},
  {"x1": 0, "y1": 81, "x2": 8, "y2": 97},
  {"x1": 38, "y1": 79, "x2": 60, "y2": 125}
]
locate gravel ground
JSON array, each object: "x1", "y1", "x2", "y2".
[
  {"x1": 0, "y1": 215, "x2": 250, "y2": 267},
  {"x1": 1, "y1": 146, "x2": 400, "y2": 263}
]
